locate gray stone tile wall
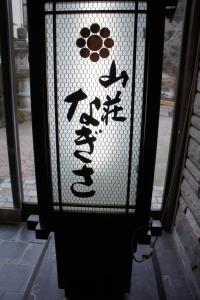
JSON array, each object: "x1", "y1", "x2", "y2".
[{"x1": 175, "y1": 60, "x2": 200, "y2": 294}]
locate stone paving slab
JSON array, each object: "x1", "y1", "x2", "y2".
[
  {"x1": 20, "y1": 243, "x2": 44, "y2": 266},
  {"x1": 155, "y1": 248, "x2": 184, "y2": 275},
  {"x1": 129, "y1": 245, "x2": 160, "y2": 300},
  {"x1": 28, "y1": 236, "x2": 65, "y2": 300},
  {"x1": 162, "y1": 275, "x2": 194, "y2": 300},
  {"x1": 0, "y1": 225, "x2": 22, "y2": 241},
  {"x1": 0, "y1": 263, "x2": 34, "y2": 293},
  {"x1": 0, "y1": 292, "x2": 24, "y2": 300},
  {"x1": 153, "y1": 232, "x2": 196, "y2": 300},
  {"x1": 0, "y1": 224, "x2": 47, "y2": 297},
  {"x1": 28, "y1": 237, "x2": 159, "y2": 300},
  {"x1": 0, "y1": 228, "x2": 195, "y2": 300},
  {"x1": 16, "y1": 224, "x2": 46, "y2": 244},
  {"x1": 0, "y1": 240, "x2": 28, "y2": 263}
]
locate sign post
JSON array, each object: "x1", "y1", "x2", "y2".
[{"x1": 27, "y1": 1, "x2": 165, "y2": 298}]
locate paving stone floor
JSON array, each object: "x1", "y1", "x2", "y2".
[
  {"x1": 154, "y1": 232, "x2": 198, "y2": 300},
  {"x1": 28, "y1": 237, "x2": 159, "y2": 300},
  {"x1": 27, "y1": 232, "x2": 197, "y2": 300},
  {"x1": 0, "y1": 225, "x2": 196, "y2": 300},
  {"x1": 0, "y1": 223, "x2": 47, "y2": 300},
  {"x1": 0, "y1": 224, "x2": 159, "y2": 300}
]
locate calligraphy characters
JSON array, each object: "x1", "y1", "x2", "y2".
[{"x1": 64, "y1": 60, "x2": 129, "y2": 198}]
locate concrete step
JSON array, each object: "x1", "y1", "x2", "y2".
[
  {"x1": 153, "y1": 231, "x2": 198, "y2": 300},
  {"x1": 129, "y1": 245, "x2": 160, "y2": 300}
]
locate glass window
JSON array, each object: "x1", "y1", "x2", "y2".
[
  {"x1": 13, "y1": 0, "x2": 37, "y2": 205},
  {"x1": 0, "y1": 48, "x2": 14, "y2": 209},
  {"x1": 152, "y1": 0, "x2": 186, "y2": 210}
]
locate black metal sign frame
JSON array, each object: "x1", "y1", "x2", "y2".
[{"x1": 27, "y1": 0, "x2": 165, "y2": 235}]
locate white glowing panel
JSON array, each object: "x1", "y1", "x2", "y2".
[{"x1": 45, "y1": 1, "x2": 147, "y2": 213}]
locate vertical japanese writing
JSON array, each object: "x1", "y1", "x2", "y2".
[{"x1": 64, "y1": 60, "x2": 129, "y2": 198}]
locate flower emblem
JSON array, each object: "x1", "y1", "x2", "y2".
[{"x1": 76, "y1": 23, "x2": 114, "y2": 62}]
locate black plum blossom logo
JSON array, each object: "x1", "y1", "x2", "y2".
[{"x1": 76, "y1": 23, "x2": 114, "y2": 62}]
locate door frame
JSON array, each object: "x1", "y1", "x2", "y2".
[
  {"x1": 162, "y1": 0, "x2": 200, "y2": 231},
  {"x1": 0, "y1": 0, "x2": 24, "y2": 222}
]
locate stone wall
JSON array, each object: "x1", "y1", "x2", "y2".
[{"x1": 175, "y1": 64, "x2": 200, "y2": 291}]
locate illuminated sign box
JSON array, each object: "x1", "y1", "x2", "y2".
[
  {"x1": 45, "y1": 1, "x2": 147, "y2": 214},
  {"x1": 28, "y1": 0, "x2": 165, "y2": 297}
]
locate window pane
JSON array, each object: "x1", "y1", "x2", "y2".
[
  {"x1": 45, "y1": 2, "x2": 146, "y2": 213},
  {"x1": 12, "y1": 1, "x2": 37, "y2": 204},
  {"x1": 0, "y1": 54, "x2": 14, "y2": 209},
  {"x1": 152, "y1": 0, "x2": 186, "y2": 210}
]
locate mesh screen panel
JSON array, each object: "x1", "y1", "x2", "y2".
[{"x1": 45, "y1": 1, "x2": 147, "y2": 213}]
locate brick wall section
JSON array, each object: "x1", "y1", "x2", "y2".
[{"x1": 175, "y1": 67, "x2": 200, "y2": 290}]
